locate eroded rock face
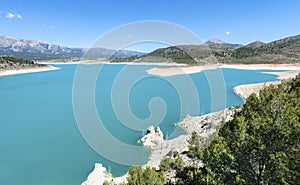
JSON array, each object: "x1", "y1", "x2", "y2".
[
  {"x1": 81, "y1": 163, "x2": 111, "y2": 185},
  {"x1": 140, "y1": 126, "x2": 163, "y2": 147},
  {"x1": 81, "y1": 163, "x2": 127, "y2": 185}
]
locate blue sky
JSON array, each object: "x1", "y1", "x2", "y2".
[{"x1": 0, "y1": 0, "x2": 300, "y2": 51}]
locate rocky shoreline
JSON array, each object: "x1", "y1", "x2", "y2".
[
  {"x1": 81, "y1": 109, "x2": 236, "y2": 185},
  {"x1": 233, "y1": 81, "x2": 281, "y2": 101},
  {"x1": 81, "y1": 66, "x2": 300, "y2": 185}
]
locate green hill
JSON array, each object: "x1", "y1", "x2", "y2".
[
  {"x1": 0, "y1": 56, "x2": 45, "y2": 70},
  {"x1": 112, "y1": 44, "x2": 235, "y2": 64},
  {"x1": 111, "y1": 34, "x2": 300, "y2": 64},
  {"x1": 231, "y1": 35, "x2": 300, "y2": 63}
]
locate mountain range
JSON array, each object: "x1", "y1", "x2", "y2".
[
  {"x1": 1, "y1": 35, "x2": 299, "y2": 64},
  {"x1": 0, "y1": 36, "x2": 243, "y2": 61},
  {"x1": 204, "y1": 38, "x2": 243, "y2": 48},
  {"x1": 0, "y1": 36, "x2": 144, "y2": 60},
  {"x1": 112, "y1": 34, "x2": 300, "y2": 64},
  {"x1": 230, "y1": 34, "x2": 300, "y2": 63}
]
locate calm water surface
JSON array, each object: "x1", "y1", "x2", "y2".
[{"x1": 0, "y1": 64, "x2": 283, "y2": 185}]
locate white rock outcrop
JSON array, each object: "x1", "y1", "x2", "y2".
[
  {"x1": 140, "y1": 126, "x2": 164, "y2": 147},
  {"x1": 81, "y1": 163, "x2": 111, "y2": 185},
  {"x1": 81, "y1": 163, "x2": 127, "y2": 185}
]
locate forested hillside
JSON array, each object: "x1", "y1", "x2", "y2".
[
  {"x1": 0, "y1": 56, "x2": 45, "y2": 70},
  {"x1": 111, "y1": 34, "x2": 300, "y2": 64},
  {"x1": 188, "y1": 74, "x2": 300, "y2": 184}
]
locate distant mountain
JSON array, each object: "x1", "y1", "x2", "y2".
[
  {"x1": 242, "y1": 41, "x2": 265, "y2": 49},
  {"x1": 205, "y1": 38, "x2": 226, "y2": 45},
  {"x1": 231, "y1": 35, "x2": 300, "y2": 63},
  {"x1": 112, "y1": 44, "x2": 235, "y2": 64},
  {"x1": 2, "y1": 35, "x2": 299, "y2": 64},
  {"x1": 112, "y1": 34, "x2": 300, "y2": 64},
  {"x1": 116, "y1": 40, "x2": 241, "y2": 64},
  {"x1": 205, "y1": 38, "x2": 243, "y2": 49},
  {"x1": 84, "y1": 47, "x2": 144, "y2": 58},
  {"x1": 0, "y1": 36, "x2": 145, "y2": 60},
  {"x1": 0, "y1": 36, "x2": 83, "y2": 60}
]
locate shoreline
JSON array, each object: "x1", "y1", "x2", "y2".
[
  {"x1": 143, "y1": 65, "x2": 300, "y2": 170},
  {"x1": 220, "y1": 63, "x2": 300, "y2": 71},
  {"x1": 1, "y1": 63, "x2": 298, "y2": 79},
  {"x1": 147, "y1": 63, "x2": 300, "y2": 76},
  {"x1": 39, "y1": 60, "x2": 186, "y2": 66},
  {"x1": 0, "y1": 65, "x2": 60, "y2": 77},
  {"x1": 233, "y1": 65, "x2": 300, "y2": 102},
  {"x1": 81, "y1": 109, "x2": 236, "y2": 185},
  {"x1": 81, "y1": 63, "x2": 300, "y2": 185},
  {"x1": 233, "y1": 81, "x2": 282, "y2": 102}
]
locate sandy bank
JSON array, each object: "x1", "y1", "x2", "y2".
[
  {"x1": 147, "y1": 63, "x2": 300, "y2": 76},
  {"x1": 220, "y1": 63, "x2": 300, "y2": 71},
  {"x1": 147, "y1": 65, "x2": 203, "y2": 76},
  {"x1": 233, "y1": 64, "x2": 300, "y2": 101},
  {"x1": 0, "y1": 65, "x2": 60, "y2": 77},
  {"x1": 39, "y1": 60, "x2": 186, "y2": 66},
  {"x1": 263, "y1": 70, "x2": 300, "y2": 80},
  {"x1": 234, "y1": 81, "x2": 281, "y2": 101}
]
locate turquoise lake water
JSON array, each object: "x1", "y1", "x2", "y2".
[{"x1": 0, "y1": 64, "x2": 283, "y2": 185}]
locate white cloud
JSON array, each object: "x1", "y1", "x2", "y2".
[
  {"x1": 16, "y1": 14, "x2": 22, "y2": 19},
  {"x1": 226, "y1": 31, "x2": 231, "y2": 35},
  {"x1": 6, "y1": 13, "x2": 15, "y2": 18},
  {"x1": 6, "y1": 12, "x2": 22, "y2": 19}
]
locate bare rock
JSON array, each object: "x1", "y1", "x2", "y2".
[{"x1": 140, "y1": 126, "x2": 164, "y2": 147}]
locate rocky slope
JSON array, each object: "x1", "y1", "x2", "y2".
[
  {"x1": 231, "y1": 34, "x2": 300, "y2": 63},
  {"x1": 0, "y1": 36, "x2": 144, "y2": 60},
  {"x1": 205, "y1": 38, "x2": 243, "y2": 48},
  {"x1": 0, "y1": 56, "x2": 45, "y2": 70},
  {"x1": 113, "y1": 34, "x2": 300, "y2": 64}
]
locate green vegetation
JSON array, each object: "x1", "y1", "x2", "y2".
[
  {"x1": 109, "y1": 34, "x2": 300, "y2": 64},
  {"x1": 102, "y1": 166, "x2": 165, "y2": 185},
  {"x1": 248, "y1": 34, "x2": 299, "y2": 56},
  {"x1": 110, "y1": 55, "x2": 140, "y2": 63},
  {"x1": 159, "y1": 155, "x2": 184, "y2": 173},
  {"x1": 111, "y1": 46, "x2": 199, "y2": 64},
  {"x1": 1, "y1": 56, "x2": 34, "y2": 64},
  {"x1": 186, "y1": 132, "x2": 202, "y2": 158},
  {"x1": 126, "y1": 166, "x2": 165, "y2": 185},
  {"x1": 0, "y1": 56, "x2": 45, "y2": 69},
  {"x1": 145, "y1": 46, "x2": 197, "y2": 64},
  {"x1": 103, "y1": 181, "x2": 126, "y2": 185},
  {"x1": 180, "y1": 74, "x2": 300, "y2": 184},
  {"x1": 119, "y1": 74, "x2": 300, "y2": 184},
  {"x1": 230, "y1": 35, "x2": 300, "y2": 63}
]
